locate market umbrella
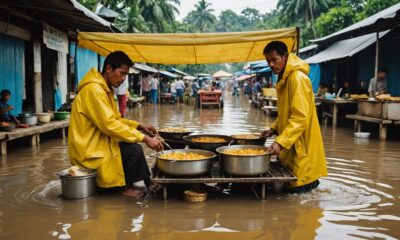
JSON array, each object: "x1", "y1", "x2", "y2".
[{"x1": 212, "y1": 70, "x2": 233, "y2": 78}]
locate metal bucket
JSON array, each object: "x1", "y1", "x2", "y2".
[{"x1": 58, "y1": 169, "x2": 96, "y2": 199}]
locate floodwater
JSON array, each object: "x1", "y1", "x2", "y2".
[{"x1": 1, "y1": 94, "x2": 400, "y2": 240}]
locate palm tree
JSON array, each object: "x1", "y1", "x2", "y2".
[
  {"x1": 139, "y1": 0, "x2": 180, "y2": 32},
  {"x1": 185, "y1": 0, "x2": 216, "y2": 33},
  {"x1": 277, "y1": 0, "x2": 331, "y2": 38}
]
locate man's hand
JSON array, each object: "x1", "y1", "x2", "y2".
[
  {"x1": 7, "y1": 105, "x2": 14, "y2": 111},
  {"x1": 260, "y1": 129, "x2": 277, "y2": 138},
  {"x1": 267, "y1": 142, "x2": 284, "y2": 155},
  {"x1": 143, "y1": 136, "x2": 164, "y2": 152},
  {"x1": 138, "y1": 124, "x2": 158, "y2": 137}
]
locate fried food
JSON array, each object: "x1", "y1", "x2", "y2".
[
  {"x1": 159, "y1": 127, "x2": 190, "y2": 133},
  {"x1": 159, "y1": 152, "x2": 208, "y2": 160},
  {"x1": 0, "y1": 122, "x2": 11, "y2": 126},
  {"x1": 232, "y1": 134, "x2": 260, "y2": 139},
  {"x1": 375, "y1": 94, "x2": 400, "y2": 101},
  {"x1": 192, "y1": 137, "x2": 228, "y2": 143},
  {"x1": 222, "y1": 148, "x2": 267, "y2": 155},
  {"x1": 350, "y1": 94, "x2": 369, "y2": 100}
]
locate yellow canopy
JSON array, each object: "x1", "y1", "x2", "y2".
[
  {"x1": 213, "y1": 70, "x2": 233, "y2": 78},
  {"x1": 78, "y1": 27, "x2": 298, "y2": 65}
]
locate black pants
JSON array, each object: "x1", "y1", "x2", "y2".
[
  {"x1": 119, "y1": 142, "x2": 150, "y2": 187},
  {"x1": 287, "y1": 180, "x2": 320, "y2": 194}
]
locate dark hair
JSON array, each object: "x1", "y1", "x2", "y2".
[
  {"x1": 1, "y1": 89, "x2": 11, "y2": 97},
  {"x1": 379, "y1": 67, "x2": 389, "y2": 75},
  {"x1": 263, "y1": 41, "x2": 288, "y2": 56},
  {"x1": 102, "y1": 51, "x2": 133, "y2": 73}
]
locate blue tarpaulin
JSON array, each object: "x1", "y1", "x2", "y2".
[
  {"x1": 251, "y1": 61, "x2": 268, "y2": 68},
  {"x1": 308, "y1": 63, "x2": 321, "y2": 93},
  {"x1": 54, "y1": 89, "x2": 62, "y2": 111},
  {"x1": 70, "y1": 42, "x2": 99, "y2": 88},
  {"x1": 254, "y1": 67, "x2": 271, "y2": 73},
  {"x1": 0, "y1": 34, "x2": 24, "y2": 115}
]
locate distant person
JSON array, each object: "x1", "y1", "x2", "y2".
[
  {"x1": 68, "y1": 51, "x2": 163, "y2": 199},
  {"x1": 253, "y1": 79, "x2": 262, "y2": 94},
  {"x1": 170, "y1": 80, "x2": 177, "y2": 102},
  {"x1": 150, "y1": 76, "x2": 159, "y2": 104},
  {"x1": 175, "y1": 78, "x2": 185, "y2": 103},
  {"x1": 113, "y1": 76, "x2": 129, "y2": 117},
  {"x1": 341, "y1": 81, "x2": 352, "y2": 98},
  {"x1": 317, "y1": 83, "x2": 329, "y2": 97},
  {"x1": 191, "y1": 80, "x2": 200, "y2": 97},
  {"x1": 0, "y1": 89, "x2": 19, "y2": 124},
  {"x1": 142, "y1": 73, "x2": 151, "y2": 103},
  {"x1": 232, "y1": 78, "x2": 239, "y2": 96},
  {"x1": 368, "y1": 67, "x2": 388, "y2": 97},
  {"x1": 260, "y1": 41, "x2": 327, "y2": 194}
]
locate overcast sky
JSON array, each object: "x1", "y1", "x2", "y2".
[{"x1": 176, "y1": 0, "x2": 279, "y2": 21}]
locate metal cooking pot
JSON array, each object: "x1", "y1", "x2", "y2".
[
  {"x1": 216, "y1": 145, "x2": 271, "y2": 176},
  {"x1": 58, "y1": 169, "x2": 96, "y2": 199},
  {"x1": 183, "y1": 134, "x2": 232, "y2": 151},
  {"x1": 19, "y1": 115, "x2": 37, "y2": 126},
  {"x1": 231, "y1": 134, "x2": 266, "y2": 146},
  {"x1": 158, "y1": 130, "x2": 193, "y2": 141},
  {"x1": 156, "y1": 149, "x2": 216, "y2": 176}
]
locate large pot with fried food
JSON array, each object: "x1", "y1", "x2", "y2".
[
  {"x1": 231, "y1": 134, "x2": 266, "y2": 146},
  {"x1": 156, "y1": 149, "x2": 216, "y2": 176},
  {"x1": 216, "y1": 145, "x2": 271, "y2": 176},
  {"x1": 183, "y1": 134, "x2": 232, "y2": 151},
  {"x1": 158, "y1": 127, "x2": 193, "y2": 141}
]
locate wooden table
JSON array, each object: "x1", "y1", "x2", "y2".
[
  {"x1": 152, "y1": 161, "x2": 296, "y2": 201},
  {"x1": 198, "y1": 90, "x2": 222, "y2": 108},
  {"x1": 320, "y1": 98, "x2": 357, "y2": 127}
]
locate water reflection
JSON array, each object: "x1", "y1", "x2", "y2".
[{"x1": 0, "y1": 93, "x2": 399, "y2": 239}]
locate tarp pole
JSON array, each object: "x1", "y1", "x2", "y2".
[
  {"x1": 374, "y1": 27, "x2": 380, "y2": 88},
  {"x1": 296, "y1": 27, "x2": 300, "y2": 55}
]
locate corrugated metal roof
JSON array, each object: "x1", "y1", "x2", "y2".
[
  {"x1": 133, "y1": 63, "x2": 158, "y2": 73},
  {"x1": 4, "y1": 0, "x2": 118, "y2": 32},
  {"x1": 299, "y1": 44, "x2": 318, "y2": 53},
  {"x1": 312, "y1": 3, "x2": 400, "y2": 45},
  {"x1": 306, "y1": 31, "x2": 389, "y2": 64},
  {"x1": 159, "y1": 70, "x2": 177, "y2": 78}
]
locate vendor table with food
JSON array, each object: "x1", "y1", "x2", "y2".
[
  {"x1": 320, "y1": 97, "x2": 357, "y2": 128},
  {"x1": 149, "y1": 128, "x2": 296, "y2": 201},
  {"x1": 346, "y1": 94, "x2": 400, "y2": 140}
]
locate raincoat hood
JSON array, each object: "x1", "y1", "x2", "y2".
[
  {"x1": 276, "y1": 53, "x2": 310, "y2": 91},
  {"x1": 77, "y1": 68, "x2": 112, "y2": 94}
]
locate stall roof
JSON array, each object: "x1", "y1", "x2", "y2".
[
  {"x1": 133, "y1": 63, "x2": 158, "y2": 73},
  {"x1": 254, "y1": 67, "x2": 271, "y2": 73},
  {"x1": 306, "y1": 31, "x2": 390, "y2": 64},
  {"x1": 311, "y1": 2, "x2": 400, "y2": 45},
  {"x1": 299, "y1": 44, "x2": 318, "y2": 53},
  {"x1": 169, "y1": 68, "x2": 189, "y2": 76},
  {"x1": 213, "y1": 70, "x2": 233, "y2": 78},
  {"x1": 159, "y1": 70, "x2": 177, "y2": 78},
  {"x1": 4, "y1": 0, "x2": 119, "y2": 32},
  {"x1": 77, "y1": 27, "x2": 299, "y2": 64},
  {"x1": 251, "y1": 61, "x2": 268, "y2": 69}
]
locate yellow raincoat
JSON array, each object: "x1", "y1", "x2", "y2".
[
  {"x1": 270, "y1": 53, "x2": 327, "y2": 187},
  {"x1": 68, "y1": 68, "x2": 145, "y2": 188}
]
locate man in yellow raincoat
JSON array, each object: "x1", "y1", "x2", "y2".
[
  {"x1": 261, "y1": 41, "x2": 327, "y2": 194},
  {"x1": 68, "y1": 51, "x2": 164, "y2": 198}
]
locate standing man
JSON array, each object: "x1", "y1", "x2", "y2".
[
  {"x1": 142, "y1": 73, "x2": 151, "y2": 103},
  {"x1": 368, "y1": 67, "x2": 388, "y2": 97},
  {"x1": 260, "y1": 41, "x2": 327, "y2": 194},
  {"x1": 175, "y1": 78, "x2": 185, "y2": 103},
  {"x1": 113, "y1": 76, "x2": 129, "y2": 117},
  {"x1": 69, "y1": 51, "x2": 163, "y2": 198},
  {"x1": 150, "y1": 75, "x2": 159, "y2": 104}
]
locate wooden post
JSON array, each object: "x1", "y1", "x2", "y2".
[
  {"x1": 379, "y1": 124, "x2": 387, "y2": 141},
  {"x1": 1, "y1": 141, "x2": 6, "y2": 155},
  {"x1": 374, "y1": 29, "x2": 380, "y2": 90},
  {"x1": 33, "y1": 38, "x2": 43, "y2": 113}
]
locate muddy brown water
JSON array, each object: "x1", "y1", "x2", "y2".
[{"x1": 0, "y1": 94, "x2": 399, "y2": 239}]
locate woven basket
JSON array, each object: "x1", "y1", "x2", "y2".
[{"x1": 184, "y1": 190, "x2": 208, "y2": 203}]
